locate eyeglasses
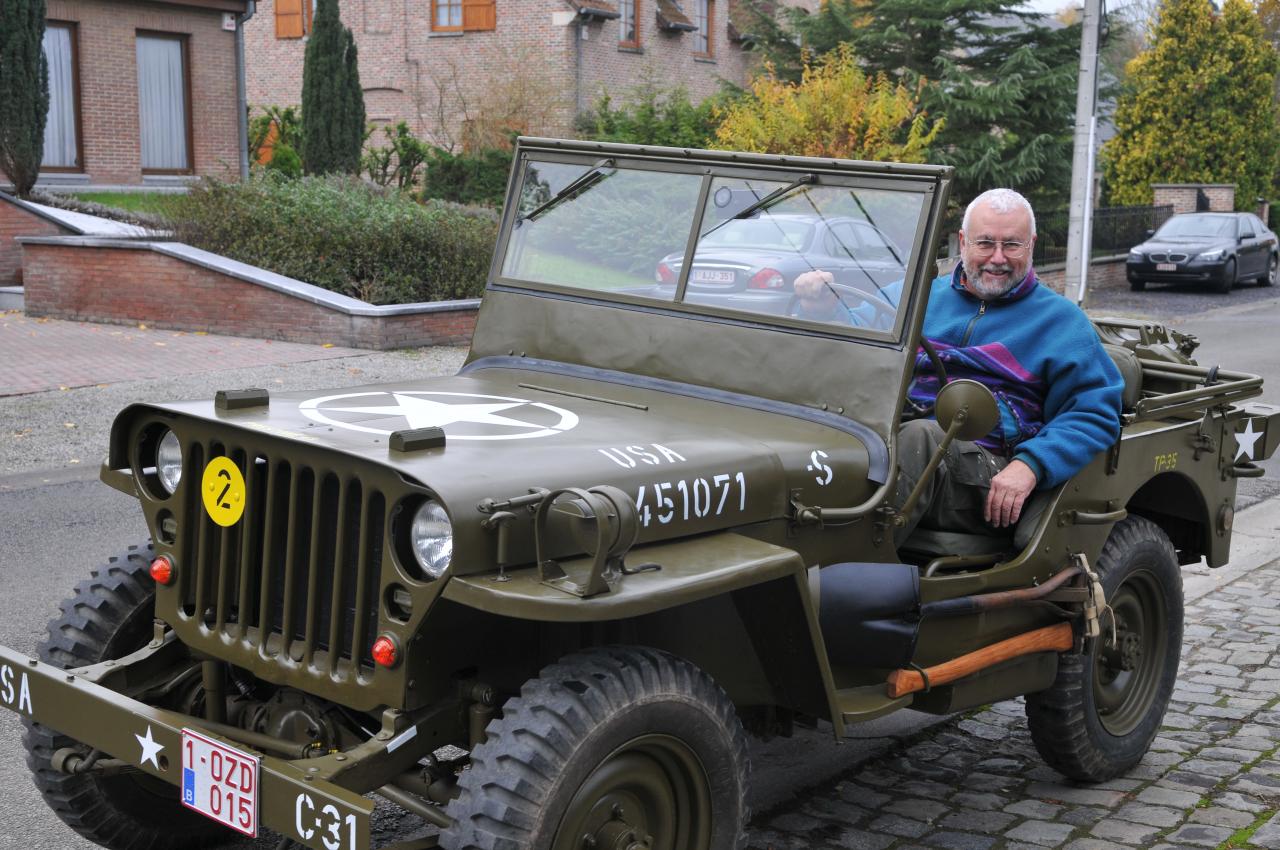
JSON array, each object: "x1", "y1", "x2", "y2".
[{"x1": 969, "y1": 239, "x2": 1029, "y2": 258}]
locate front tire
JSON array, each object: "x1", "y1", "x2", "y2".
[
  {"x1": 21, "y1": 542, "x2": 228, "y2": 850},
  {"x1": 1025, "y1": 516, "x2": 1182, "y2": 782},
  {"x1": 1216, "y1": 258, "x2": 1236, "y2": 293},
  {"x1": 1129, "y1": 277, "x2": 1147, "y2": 292},
  {"x1": 440, "y1": 647, "x2": 750, "y2": 850}
]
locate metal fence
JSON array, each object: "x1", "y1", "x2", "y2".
[{"x1": 1032, "y1": 204, "x2": 1174, "y2": 268}]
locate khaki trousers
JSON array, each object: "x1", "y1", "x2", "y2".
[{"x1": 892, "y1": 419, "x2": 1046, "y2": 552}]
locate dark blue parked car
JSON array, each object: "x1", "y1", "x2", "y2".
[{"x1": 1127, "y1": 212, "x2": 1278, "y2": 294}]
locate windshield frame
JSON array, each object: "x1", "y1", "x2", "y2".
[{"x1": 489, "y1": 140, "x2": 947, "y2": 345}]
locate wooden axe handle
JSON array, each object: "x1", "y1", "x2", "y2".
[{"x1": 887, "y1": 622, "x2": 1075, "y2": 698}]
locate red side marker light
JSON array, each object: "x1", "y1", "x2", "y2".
[
  {"x1": 150, "y1": 555, "x2": 174, "y2": 585},
  {"x1": 371, "y1": 635, "x2": 399, "y2": 668}
]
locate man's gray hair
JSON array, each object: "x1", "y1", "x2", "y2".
[{"x1": 962, "y1": 188, "x2": 1037, "y2": 237}]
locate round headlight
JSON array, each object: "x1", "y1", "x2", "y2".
[
  {"x1": 410, "y1": 501, "x2": 453, "y2": 579},
  {"x1": 156, "y1": 430, "x2": 183, "y2": 494}
]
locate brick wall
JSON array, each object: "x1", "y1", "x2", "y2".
[
  {"x1": 44, "y1": 0, "x2": 241, "y2": 184},
  {"x1": 21, "y1": 240, "x2": 478, "y2": 349},
  {"x1": 244, "y1": 0, "x2": 760, "y2": 147},
  {"x1": 0, "y1": 200, "x2": 73, "y2": 285},
  {"x1": 1152, "y1": 184, "x2": 1236, "y2": 215},
  {"x1": 1037, "y1": 256, "x2": 1129, "y2": 297}
]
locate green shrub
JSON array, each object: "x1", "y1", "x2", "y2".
[
  {"x1": 420, "y1": 147, "x2": 513, "y2": 207},
  {"x1": 248, "y1": 105, "x2": 302, "y2": 164},
  {"x1": 577, "y1": 78, "x2": 728, "y2": 149},
  {"x1": 164, "y1": 174, "x2": 497, "y2": 305},
  {"x1": 265, "y1": 143, "x2": 302, "y2": 179},
  {"x1": 363, "y1": 122, "x2": 431, "y2": 189}
]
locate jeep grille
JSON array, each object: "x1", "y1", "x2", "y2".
[{"x1": 178, "y1": 442, "x2": 384, "y2": 677}]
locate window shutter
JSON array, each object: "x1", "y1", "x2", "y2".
[
  {"x1": 462, "y1": 0, "x2": 496, "y2": 30},
  {"x1": 276, "y1": 0, "x2": 305, "y2": 38}
]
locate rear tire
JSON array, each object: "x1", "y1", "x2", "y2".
[
  {"x1": 21, "y1": 542, "x2": 229, "y2": 850},
  {"x1": 1025, "y1": 516, "x2": 1182, "y2": 782},
  {"x1": 440, "y1": 647, "x2": 750, "y2": 850},
  {"x1": 1260, "y1": 253, "x2": 1277, "y2": 287}
]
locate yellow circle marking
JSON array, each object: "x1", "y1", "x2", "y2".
[{"x1": 202, "y1": 457, "x2": 246, "y2": 527}]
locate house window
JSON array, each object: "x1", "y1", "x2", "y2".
[
  {"x1": 694, "y1": 0, "x2": 712, "y2": 56},
  {"x1": 136, "y1": 33, "x2": 191, "y2": 173},
  {"x1": 274, "y1": 0, "x2": 313, "y2": 38},
  {"x1": 42, "y1": 22, "x2": 81, "y2": 171},
  {"x1": 619, "y1": 0, "x2": 639, "y2": 47},
  {"x1": 432, "y1": 0, "x2": 496, "y2": 32}
]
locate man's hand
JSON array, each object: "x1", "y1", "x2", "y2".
[
  {"x1": 793, "y1": 270, "x2": 838, "y2": 317},
  {"x1": 985, "y1": 459, "x2": 1037, "y2": 528}
]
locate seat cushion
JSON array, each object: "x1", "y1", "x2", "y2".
[
  {"x1": 901, "y1": 527, "x2": 1011, "y2": 557},
  {"x1": 1103, "y1": 343, "x2": 1143, "y2": 411}
]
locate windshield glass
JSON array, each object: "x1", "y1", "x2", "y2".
[
  {"x1": 1156, "y1": 215, "x2": 1237, "y2": 239},
  {"x1": 499, "y1": 157, "x2": 928, "y2": 334}
]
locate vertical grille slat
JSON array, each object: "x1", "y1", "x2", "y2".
[
  {"x1": 256, "y1": 461, "x2": 286, "y2": 655},
  {"x1": 327, "y1": 479, "x2": 358, "y2": 676},
  {"x1": 178, "y1": 439, "x2": 384, "y2": 681}
]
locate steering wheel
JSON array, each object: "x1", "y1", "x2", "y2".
[{"x1": 787, "y1": 282, "x2": 898, "y2": 327}]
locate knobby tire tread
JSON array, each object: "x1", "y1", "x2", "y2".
[
  {"x1": 21, "y1": 541, "x2": 228, "y2": 850},
  {"x1": 1025, "y1": 516, "x2": 1182, "y2": 782},
  {"x1": 441, "y1": 646, "x2": 750, "y2": 850}
]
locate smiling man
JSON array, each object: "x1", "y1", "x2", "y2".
[{"x1": 796, "y1": 188, "x2": 1124, "y2": 547}]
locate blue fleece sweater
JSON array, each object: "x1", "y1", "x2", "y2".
[{"x1": 909, "y1": 266, "x2": 1124, "y2": 488}]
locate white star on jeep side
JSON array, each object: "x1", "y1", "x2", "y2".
[
  {"x1": 1235, "y1": 419, "x2": 1263, "y2": 461},
  {"x1": 327, "y1": 393, "x2": 536, "y2": 430},
  {"x1": 136, "y1": 725, "x2": 164, "y2": 769}
]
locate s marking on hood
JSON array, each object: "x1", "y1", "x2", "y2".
[{"x1": 299, "y1": 391, "x2": 580, "y2": 440}]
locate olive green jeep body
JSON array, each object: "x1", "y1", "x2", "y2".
[{"x1": 2, "y1": 139, "x2": 1278, "y2": 850}]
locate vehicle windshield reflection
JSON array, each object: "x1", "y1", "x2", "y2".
[{"x1": 500, "y1": 158, "x2": 925, "y2": 334}]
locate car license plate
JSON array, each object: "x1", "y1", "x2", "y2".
[
  {"x1": 692, "y1": 269, "x2": 735, "y2": 283},
  {"x1": 1157, "y1": 263, "x2": 1177, "y2": 271},
  {"x1": 181, "y1": 728, "x2": 259, "y2": 837}
]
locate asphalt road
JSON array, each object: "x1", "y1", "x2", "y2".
[{"x1": 1, "y1": 288, "x2": 1278, "y2": 849}]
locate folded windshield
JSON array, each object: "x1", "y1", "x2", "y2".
[{"x1": 499, "y1": 156, "x2": 929, "y2": 333}]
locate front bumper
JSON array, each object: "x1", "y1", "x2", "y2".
[
  {"x1": 0, "y1": 643, "x2": 374, "y2": 850},
  {"x1": 1127, "y1": 258, "x2": 1232, "y2": 284}
]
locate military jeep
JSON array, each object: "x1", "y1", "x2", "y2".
[{"x1": 3, "y1": 139, "x2": 1278, "y2": 850}]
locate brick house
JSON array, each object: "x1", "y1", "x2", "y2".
[
  {"x1": 35, "y1": 0, "x2": 248, "y2": 187},
  {"x1": 245, "y1": 0, "x2": 776, "y2": 149}
]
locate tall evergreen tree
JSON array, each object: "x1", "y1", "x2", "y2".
[
  {"x1": 1104, "y1": 0, "x2": 1280, "y2": 207},
  {"x1": 0, "y1": 0, "x2": 50, "y2": 197},
  {"x1": 742, "y1": 0, "x2": 1080, "y2": 209},
  {"x1": 301, "y1": 0, "x2": 365, "y2": 175}
]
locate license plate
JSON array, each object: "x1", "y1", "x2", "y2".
[
  {"x1": 1157, "y1": 263, "x2": 1177, "y2": 271},
  {"x1": 181, "y1": 729, "x2": 260, "y2": 837},
  {"x1": 692, "y1": 269, "x2": 735, "y2": 283}
]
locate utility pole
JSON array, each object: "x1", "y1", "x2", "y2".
[{"x1": 1063, "y1": 0, "x2": 1104, "y2": 305}]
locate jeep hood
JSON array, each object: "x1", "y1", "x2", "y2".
[{"x1": 122, "y1": 361, "x2": 883, "y2": 547}]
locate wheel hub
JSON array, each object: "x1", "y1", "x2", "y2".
[
  {"x1": 1102, "y1": 629, "x2": 1143, "y2": 673},
  {"x1": 583, "y1": 807, "x2": 654, "y2": 850}
]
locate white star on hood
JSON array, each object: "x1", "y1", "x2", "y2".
[
  {"x1": 327, "y1": 393, "x2": 538, "y2": 430},
  {"x1": 1235, "y1": 419, "x2": 1263, "y2": 461},
  {"x1": 136, "y1": 725, "x2": 164, "y2": 769}
]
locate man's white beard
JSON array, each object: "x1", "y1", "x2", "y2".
[{"x1": 963, "y1": 258, "x2": 1022, "y2": 298}]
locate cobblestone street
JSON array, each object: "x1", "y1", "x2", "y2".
[{"x1": 746, "y1": 560, "x2": 1280, "y2": 850}]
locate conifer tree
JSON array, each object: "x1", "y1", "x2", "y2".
[
  {"x1": 0, "y1": 0, "x2": 50, "y2": 197},
  {"x1": 301, "y1": 0, "x2": 366, "y2": 175},
  {"x1": 1104, "y1": 0, "x2": 1280, "y2": 207},
  {"x1": 742, "y1": 0, "x2": 1080, "y2": 209}
]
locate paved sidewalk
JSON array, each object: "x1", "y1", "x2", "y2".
[
  {"x1": 1, "y1": 311, "x2": 361, "y2": 396},
  {"x1": 746, "y1": 559, "x2": 1280, "y2": 850}
]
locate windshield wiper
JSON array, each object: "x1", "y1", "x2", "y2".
[
  {"x1": 520, "y1": 158, "x2": 615, "y2": 223},
  {"x1": 699, "y1": 173, "x2": 815, "y2": 241}
]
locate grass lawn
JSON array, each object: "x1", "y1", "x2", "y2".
[
  {"x1": 513, "y1": 250, "x2": 660, "y2": 291},
  {"x1": 63, "y1": 191, "x2": 178, "y2": 216}
]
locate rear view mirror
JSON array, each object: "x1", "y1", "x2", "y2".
[{"x1": 935, "y1": 379, "x2": 1000, "y2": 441}]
